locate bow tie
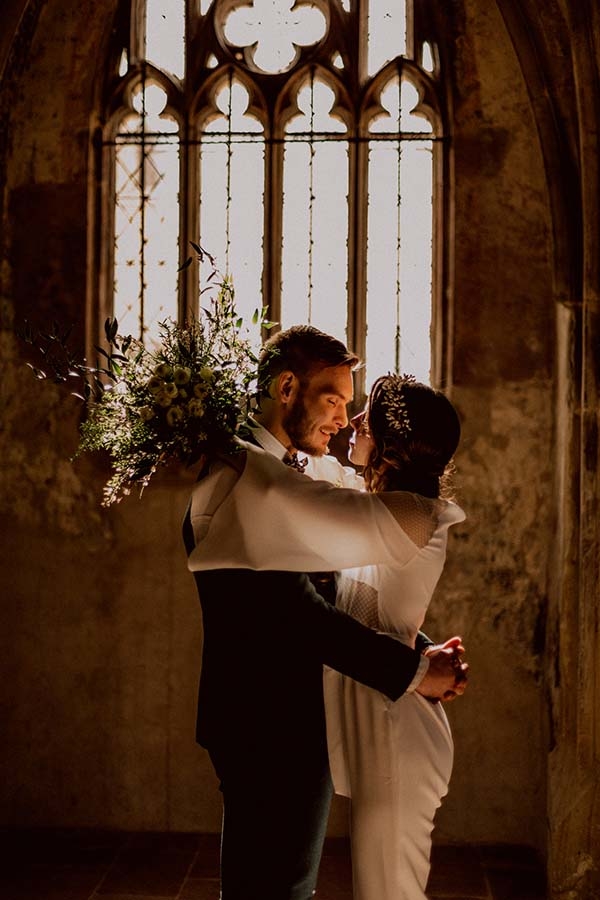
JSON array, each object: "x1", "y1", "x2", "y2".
[{"x1": 283, "y1": 451, "x2": 308, "y2": 473}]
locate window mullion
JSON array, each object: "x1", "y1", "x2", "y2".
[
  {"x1": 98, "y1": 132, "x2": 117, "y2": 350},
  {"x1": 138, "y1": 65, "x2": 148, "y2": 339},
  {"x1": 129, "y1": 0, "x2": 146, "y2": 66},
  {"x1": 350, "y1": 129, "x2": 369, "y2": 402},
  {"x1": 431, "y1": 137, "x2": 448, "y2": 389},
  {"x1": 264, "y1": 118, "x2": 284, "y2": 330},
  {"x1": 180, "y1": 118, "x2": 196, "y2": 323},
  {"x1": 405, "y1": 0, "x2": 416, "y2": 60}
]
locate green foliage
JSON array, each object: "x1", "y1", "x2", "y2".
[{"x1": 19, "y1": 254, "x2": 277, "y2": 506}]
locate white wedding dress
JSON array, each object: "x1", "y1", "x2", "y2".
[{"x1": 323, "y1": 493, "x2": 464, "y2": 900}]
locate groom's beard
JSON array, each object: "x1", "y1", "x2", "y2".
[{"x1": 283, "y1": 390, "x2": 327, "y2": 457}]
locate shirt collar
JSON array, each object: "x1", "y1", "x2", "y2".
[{"x1": 247, "y1": 419, "x2": 289, "y2": 461}]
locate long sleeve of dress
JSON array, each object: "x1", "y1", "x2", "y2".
[{"x1": 187, "y1": 443, "x2": 423, "y2": 574}]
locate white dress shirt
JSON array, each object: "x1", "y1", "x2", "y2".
[{"x1": 245, "y1": 419, "x2": 364, "y2": 488}]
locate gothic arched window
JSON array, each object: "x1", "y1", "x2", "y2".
[{"x1": 95, "y1": 0, "x2": 445, "y2": 391}]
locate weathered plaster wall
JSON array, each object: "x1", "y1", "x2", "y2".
[
  {"x1": 542, "y1": 2, "x2": 600, "y2": 895},
  {"x1": 0, "y1": 0, "x2": 558, "y2": 854},
  {"x1": 422, "y1": 0, "x2": 553, "y2": 850},
  {"x1": 0, "y1": 0, "x2": 221, "y2": 832}
]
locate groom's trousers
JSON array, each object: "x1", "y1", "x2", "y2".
[{"x1": 209, "y1": 747, "x2": 334, "y2": 900}]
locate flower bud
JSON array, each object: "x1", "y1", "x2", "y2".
[
  {"x1": 188, "y1": 398, "x2": 205, "y2": 418},
  {"x1": 166, "y1": 406, "x2": 185, "y2": 427},
  {"x1": 154, "y1": 363, "x2": 173, "y2": 379},
  {"x1": 173, "y1": 366, "x2": 192, "y2": 385},
  {"x1": 154, "y1": 389, "x2": 172, "y2": 407},
  {"x1": 147, "y1": 375, "x2": 163, "y2": 394}
]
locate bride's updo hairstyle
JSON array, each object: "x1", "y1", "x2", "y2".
[{"x1": 363, "y1": 375, "x2": 461, "y2": 499}]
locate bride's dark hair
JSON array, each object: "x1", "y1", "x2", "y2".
[{"x1": 363, "y1": 376, "x2": 461, "y2": 498}]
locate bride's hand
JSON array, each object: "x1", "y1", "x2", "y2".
[{"x1": 417, "y1": 636, "x2": 469, "y2": 702}]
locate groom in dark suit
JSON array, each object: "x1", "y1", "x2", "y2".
[{"x1": 183, "y1": 325, "x2": 466, "y2": 900}]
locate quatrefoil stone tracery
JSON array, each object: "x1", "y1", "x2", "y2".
[{"x1": 223, "y1": 0, "x2": 328, "y2": 74}]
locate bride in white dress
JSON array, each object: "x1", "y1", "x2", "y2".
[
  {"x1": 187, "y1": 375, "x2": 466, "y2": 900},
  {"x1": 323, "y1": 375, "x2": 465, "y2": 900}
]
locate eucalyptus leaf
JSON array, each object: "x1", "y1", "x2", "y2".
[{"x1": 26, "y1": 363, "x2": 47, "y2": 379}]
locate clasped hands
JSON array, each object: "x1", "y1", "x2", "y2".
[{"x1": 416, "y1": 636, "x2": 469, "y2": 703}]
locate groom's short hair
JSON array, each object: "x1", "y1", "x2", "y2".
[{"x1": 258, "y1": 325, "x2": 360, "y2": 390}]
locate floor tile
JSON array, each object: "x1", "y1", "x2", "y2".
[
  {"x1": 93, "y1": 896, "x2": 179, "y2": 900},
  {"x1": 178, "y1": 879, "x2": 221, "y2": 900},
  {"x1": 188, "y1": 835, "x2": 220, "y2": 879},
  {"x1": 316, "y1": 852, "x2": 353, "y2": 899},
  {"x1": 2, "y1": 863, "x2": 108, "y2": 900},
  {"x1": 485, "y1": 865, "x2": 547, "y2": 900},
  {"x1": 96, "y1": 835, "x2": 196, "y2": 897},
  {"x1": 0, "y1": 830, "x2": 548, "y2": 900},
  {"x1": 478, "y1": 843, "x2": 544, "y2": 868},
  {"x1": 427, "y1": 843, "x2": 489, "y2": 898},
  {"x1": 1, "y1": 828, "x2": 124, "y2": 868}
]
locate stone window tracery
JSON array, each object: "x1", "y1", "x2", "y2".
[{"x1": 96, "y1": 0, "x2": 446, "y2": 389}]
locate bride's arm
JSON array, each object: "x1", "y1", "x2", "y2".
[{"x1": 188, "y1": 445, "x2": 422, "y2": 574}]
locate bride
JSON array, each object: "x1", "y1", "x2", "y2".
[
  {"x1": 187, "y1": 374, "x2": 465, "y2": 900},
  {"x1": 324, "y1": 375, "x2": 464, "y2": 900}
]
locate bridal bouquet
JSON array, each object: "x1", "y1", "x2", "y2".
[{"x1": 21, "y1": 251, "x2": 274, "y2": 505}]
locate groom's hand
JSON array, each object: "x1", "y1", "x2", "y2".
[{"x1": 416, "y1": 636, "x2": 469, "y2": 702}]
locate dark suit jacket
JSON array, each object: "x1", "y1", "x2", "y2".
[{"x1": 182, "y1": 510, "x2": 426, "y2": 773}]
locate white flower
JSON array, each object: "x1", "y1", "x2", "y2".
[
  {"x1": 139, "y1": 406, "x2": 154, "y2": 422},
  {"x1": 154, "y1": 389, "x2": 172, "y2": 407},
  {"x1": 146, "y1": 375, "x2": 164, "y2": 394},
  {"x1": 193, "y1": 382, "x2": 209, "y2": 398},
  {"x1": 173, "y1": 366, "x2": 191, "y2": 385},
  {"x1": 199, "y1": 366, "x2": 214, "y2": 382},
  {"x1": 154, "y1": 363, "x2": 172, "y2": 379},
  {"x1": 166, "y1": 406, "x2": 185, "y2": 427},
  {"x1": 187, "y1": 398, "x2": 205, "y2": 417},
  {"x1": 164, "y1": 382, "x2": 178, "y2": 398}
]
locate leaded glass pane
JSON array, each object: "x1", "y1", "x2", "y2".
[
  {"x1": 145, "y1": 0, "x2": 185, "y2": 79},
  {"x1": 369, "y1": 76, "x2": 433, "y2": 135},
  {"x1": 367, "y1": 0, "x2": 406, "y2": 78},
  {"x1": 113, "y1": 86, "x2": 180, "y2": 346},
  {"x1": 282, "y1": 79, "x2": 348, "y2": 339},
  {"x1": 422, "y1": 41, "x2": 435, "y2": 73},
  {"x1": 365, "y1": 137, "x2": 433, "y2": 387},
  {"x1": 199, "y1": 80, "x2": 265, "y2": 340},
  {"x1": 282, "y1": 141, "x2": 348, "y2": 338},
  {"x1": 223, "y1": 0, "x2": 327, "y2": 74}
]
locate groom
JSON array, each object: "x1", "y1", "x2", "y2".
[{"x1": 182, "y1": 325, "x2": 466, "y2": 900}]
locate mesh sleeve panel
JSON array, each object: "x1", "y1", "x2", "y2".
[{"x1": 379, "y1": 492, "x2": 442, "y2": 548}]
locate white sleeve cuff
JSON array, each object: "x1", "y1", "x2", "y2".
[{"x1": 404, "y1": 653, "x2": 430, "y2": 694}]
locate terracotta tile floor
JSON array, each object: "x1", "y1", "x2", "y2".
[{"x1": 0, "y1": 829, "x2": 547, "y2": 900}]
